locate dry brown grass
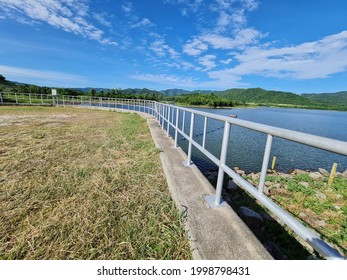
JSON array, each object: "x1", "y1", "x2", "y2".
[{"x1": 0, "y1": 106, "x2": 191, "y2": 260}]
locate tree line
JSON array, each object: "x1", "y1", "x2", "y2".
[
  {"x1": 165, "y1": 93, "x2": 238, "y2": 107},
  {"x1": 2, "y1": 73, "x2": 346, "y2": 110}
]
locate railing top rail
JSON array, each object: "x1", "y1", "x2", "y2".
[{"x1": 159, "y1": 102, "x2": 347, "y2": 156}]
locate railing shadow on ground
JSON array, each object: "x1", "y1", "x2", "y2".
[{"x1": 1, "y1": 92, "x2": 346, "y2": 260}]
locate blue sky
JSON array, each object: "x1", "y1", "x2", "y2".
[{"x1": 0, "y1": 0, "x2": 346, "y2": 93}]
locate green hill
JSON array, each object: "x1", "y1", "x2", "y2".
[
  {"x1": 215, "y1": 88, "x2": 317, "y2": 107},
  {"x1": 302, "y1": 91, "x2": 347, "y2": 107},
  {"x1": 160, "y1": 88, "x2": 191, "y2": 96}
]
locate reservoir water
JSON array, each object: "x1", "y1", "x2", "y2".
[{"x1": 175, "y1": 107, "x2": 347, "y2": 174}]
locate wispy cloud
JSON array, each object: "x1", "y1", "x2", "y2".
[
  {"x1": 211, "y1": 0, "x2": 259, "y2": 32},
  {"x1": 163, "y1": 0, "x2": 204, "y2": 16},
  {"x1": 93, "y1": 12, "x2": 112, "y2": 28},
  {"x1": 0, "y1": 0, "x2": 117, "y2": 45},
  {"x1": 208, "y1": 30, "x2": 347, "y2": 84},
  {"x1": 121, "y1": 2, "x2": 134, "y2": 14},
  {"x1": 149, "y1": 38, "x2": 181, "y2": 60},
  {"x1": 131, "y1": 18, "x2": 155, "y2": 28},
  {"x1": 0, "y1": 65, "x2": 88, "y2": 85},
  {"x1": 183, "y1": 38, "x2": 209, "y2": 56},
  {"x1": 183, "y1": 28, "x2": 264, "y2": 57},
  {"x1": 130, "y1": 73, "x2": 198, "y2": 87},
  {"x1": 220, "y1": 58, "x2": 233, "y2": 65},
  {"x1": 130, "y1": 71, "x2": 246, "y2": 89},
  {"x1": 198, "y1": 54, "x2": 217, "y2": 70},
  {"x1": 132, "y1": 30, "x2": 347, "y2": 90}
]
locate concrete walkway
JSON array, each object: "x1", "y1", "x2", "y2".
[{"x1": 146, "y1": 116, "x2": 272, "y2": 260}]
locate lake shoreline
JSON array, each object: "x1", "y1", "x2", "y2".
[{"x1": 171, "y1": 102, "x2": 347, "y2": 111}]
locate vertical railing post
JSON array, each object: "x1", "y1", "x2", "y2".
[
  {"x1": 214, "y1": 121, "x2": 231, "y2": 206},
  {"x1": 156, "y1": 103, "x2": 159, "y2": 120},
  {"x1": 185, "y1": 112, "x2": 195, "y2": 166},
  {"x1": 202, "y1": 116, "x2": 208, "y2": 149},
  {"x1": 160, "y1": 103, "x2": 162, "y2": 121},
  {"x1": 258, "y1": 134, "x2": 273, "y2": 194},
  {"x1": 157, "y1": 103, "x2": 160, "y2": 121},
  {"x1": 161, "y1": 105, "x2": 165, "y2": 129},
  {"x1": 182, "y1": 111, "x2": 186, "y2": 133},
  {"x1": 15, "y1": 92, "x2": 18, "y2": 104},
  {"x1": 29, "y1": 93, "x2": 32, "y2": 105},
  {"x1": 167, "y1": 106, "x2": 171, "y2": 137},
  {"x1": 174, "y1": 108, "x2": 179, "y2": 147},
  {"x1": 0, "y1": 92, "x2": 3, "y2": 104}
]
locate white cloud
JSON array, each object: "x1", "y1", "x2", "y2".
[
  {"x1": 130, "y1": 73, "x2": 198, "y2": 87},
  {"x1": 220, "y1": 58, "x2": 233, "y2": 64},
  {"x1": 0, "y1": 0, "x2": 117, "y2": 45},
  {"x1": 150, "y1": 39, "x2": 180, "y2": 59},
  {"x1": 130, "y1": 70, "x2": 247, "y2": 90},
  {"x1": 93, "y1": 13, "x2": 112, "y2": 28},
  {"x1": 131, "y1": 18, "x2": 155, "y2": 28},
  {"x1": 198, "y1": 54, "x2": 217, "y2": 70},
  {"x1": 183, "y1": 38, "x2": 209, "y2": 56},
  {"x1": 183, "y1": 28, "x2": 264, "y2": 57},
  {"x1": 121, "y1": 2, "x2": 134, "y2": 14},
  {"x1": 164, "y1": 0, "x2": 204, "y2": 15},
  {"x1": 208, "y1": 30, "x2": 347, "y2": 83},
  {"x1": 211, "y1": 0, "x2": 260, "y2": 31},
  {"x1": 0, "y1": 64, "x2": 88, "y2": 85}
]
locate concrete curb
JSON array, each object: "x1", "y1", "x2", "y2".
[{"x1": 146, "y1": 116, "x2": 272, "y2": 260}]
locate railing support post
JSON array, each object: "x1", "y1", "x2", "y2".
[
  {"x1": 202, "y1": 116, "x2": 208, "y2": 149},
  {"x1": 162, "y1": 105, "x2": 165, "y2": 129},
  {"x1": 184, "y1": 112, "x2": 195, "y2": 166},
  {"x1": 258, "y1": 134, "x2": 273, "y2": 193},
  {"x1": 174, "y1": 108, "x2": 179, "y2": 147},
  {"x1": 213, "y1": 121, "x2": 231, "y2": 206},
  {"x1": 167, "y1": 106, "x2": 171, "y2": 137}
]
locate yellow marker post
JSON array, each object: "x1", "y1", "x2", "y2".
[
  {"x1": 328, "y1": 163, "x2": 338, "y2": 187},
  {"x1": 271, "y1": 156, "x2": 277, "y2": 171}
]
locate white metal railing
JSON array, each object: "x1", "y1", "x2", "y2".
[
  {"x1": 1, "y1": 92, "x2": 346, "y2": 259},
  {"x1": 0, "y1": 92, "x2": 54, "y2": 105},
  {"x1": 154, "y1": 102, "x2": 347, "y2": 260}
]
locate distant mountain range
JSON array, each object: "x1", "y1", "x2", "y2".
[
  {"x1": 302, "y1": 91, "x2": 347, "y2": 106},
  {"x1": 161, "y1": 88, "x2": 347, "y2": 109},
  {"x1": 1, "y1": 74, "x2": 346, "y2": 110}
]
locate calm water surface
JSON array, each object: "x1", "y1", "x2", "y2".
[{"x1": 176, "y1": 107, "x2": 347, "y2": 173}]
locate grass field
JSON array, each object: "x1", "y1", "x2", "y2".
[
  {"x1": 0, "y1": 106, "x2": 191, "y2": 260},
  {"x1": 238, "y1": 171, "x2": 347, "y2": 258}
]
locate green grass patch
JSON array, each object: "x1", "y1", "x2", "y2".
[{"x1": 240, "y1": 170, "x2": 347, "y2": 258}]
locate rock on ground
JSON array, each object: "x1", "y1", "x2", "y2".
[
  {"x1": 236, "y1": 207, "x2": 264, "y2": 229},
  {"x1": 319, "y1": 168, "x2": 329, "y2": 177},
  {"x1": 263, "y1": 242, "x2": 287, "y2": 260}
]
